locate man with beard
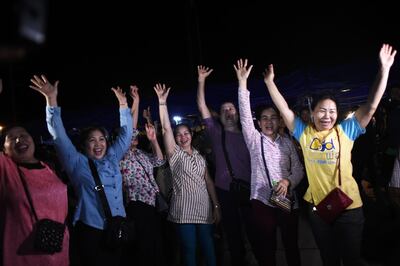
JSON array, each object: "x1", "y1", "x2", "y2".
[{"x1": 196, "y1": 65, "x2": 252, "y2": 266}]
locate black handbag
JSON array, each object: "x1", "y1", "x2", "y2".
[
  {"x1": 221, "y1": 129, "x2": 251, "y2": 204},
  {"x1": 88, "y1": 159, "x2": 135, "y2": 249},
  {"x1": 229, "y1": 178, "x2": 251, "y2": 203},
  {"x1": 104, "y1": 215, "x2": 135, "y2": 248},
  {"x1": 17, "y1": 167, "x2": 66, "y2": 254},
  {"x1": 261, "y1": 136, "x2": 293, "y2": 212},
  {"x1": 35, "y1": 218, "x2": 66, "y2": 253}
]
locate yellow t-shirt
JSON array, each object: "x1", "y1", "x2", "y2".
[{"x1": 293, "y1": 116, "x2": 365, "y2": 209}]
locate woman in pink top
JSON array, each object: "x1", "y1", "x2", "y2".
[{"x1": 0, "y1": 125, "x2": 69, "y2": 266}]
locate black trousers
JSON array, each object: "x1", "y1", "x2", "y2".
[
  {"x1": 121, "y1": 200, "x2": 165, "y2": 266},
  {"x1": 307, "y1": 204, "x2": 365, "y2": 266},
  {"x1": 74, "y1": 221, "x2": 122, "y2": 266},
  {"x1": 216, "y1": 187, "x2": 252, "y2": 266}
]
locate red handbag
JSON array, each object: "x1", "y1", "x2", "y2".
[
  {"x1": 315, "y1": 128, "x2": 353, "y2": 223},
  {"x1": 315, "y1": 187, "x2": 353, "y2": 223}
]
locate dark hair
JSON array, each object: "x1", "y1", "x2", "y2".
[
  {"x1": 0, "y1": 123, "x2": 30, "y2": 150},
  {"x1": 310, "y1": 92, "x2": 339, "y2": 112},
  {"x1": 78, "y1": 125, "x2": 110, "y2": 152},
  {"x1": 254, "y1": 104, "x2": 280, "y2": 121},
  {"x1": 173, "y1": 123, "x2": 193, "y2": 138}
]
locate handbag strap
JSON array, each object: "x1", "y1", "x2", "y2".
[
  {"x1": 17, "y1": 165, "x2": 68, "y2": 225},
  {"x1": 260, "y1": 136, "x2": 273, "y2": 189},
  {"x1": 17, "y1": 167, "x2": 39, "y2": 221},
  {"x1": 88, "y1": 158, "x2": 113, "y2": 219},
  {"x1": 334, "y1": 127, "x2": 342, "y2": 186},
  {"x1": 221, "y1": 129, "x2": 237, "y2": 181}
]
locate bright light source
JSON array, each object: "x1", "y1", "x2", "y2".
[
  {"x1": 341, "y1": 88, "x2": 351, "y2": 92},
  {"x1": 173, "y1": 116, "x2": 182, "y2": 125},
  {"x1": 346, "y1": 111, "x2": 355, "y2": 119}
]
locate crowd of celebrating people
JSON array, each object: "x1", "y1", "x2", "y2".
[{"x1": 1, "y1": 44, "x2": 400, "y2": 266}]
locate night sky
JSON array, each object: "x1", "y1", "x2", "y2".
[{"x1": 1, "y1": 1, "x2": 399, "y2": 128}]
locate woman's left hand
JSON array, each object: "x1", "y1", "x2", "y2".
[{"x1": 213, "y1": 205, "x2": 222, "y2": 225}]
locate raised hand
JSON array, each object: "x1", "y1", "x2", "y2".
[
  {"x1": 145, "y1": 123, "x2": 157, "y2": 142},
  {"x1": 263, "y1": 64, "x2": 275, "y2": 84},
  {"x1": 153, "y1": 83, "x2": 171, "y2": 103},
  {"x1": 197, "y1": 65, "x2": 213, "y2": 83},
  {"x1": 233, "y1": 58, "x2": 253, "y2": 82},
  {"x1": 130, "y1": 85, "x2": 139, "y2": 112},
  {"x1": 379, "y1": 43, "x2": 397, "y2": 69},
  {"x1": 30, "y1": 75, "x2": 59, "y2": 99},
  {"x1": 111, "y1": 86, "x2": 127, "y2": 105}
]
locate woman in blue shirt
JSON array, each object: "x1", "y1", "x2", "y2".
[{"x1": 30, "y1": 74, "x2": 134, "y2": 266}]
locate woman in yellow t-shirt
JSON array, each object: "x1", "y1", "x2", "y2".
[{"x1": 263, "y1": 44, "x2": 396, "y2": 266}]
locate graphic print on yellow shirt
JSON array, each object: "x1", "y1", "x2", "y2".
[{"x1": 293, "y1": 116, "x2": 365, "y2": 209}]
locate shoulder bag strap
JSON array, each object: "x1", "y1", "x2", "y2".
[
  {"x1": 334, "y1": 127, "x2": 342, "y2": 186},
  {"x1": 17, "y1": 166, "x2": 39, "y2": 221},
  {"x1": 260, "y1": 135, "x2": 273, "y2": 189},
  {"x1": 221, "y1": 129, "x2": 236, "y2": 180},
  {"x1": 88, "y1": 158, "x2": 113, "y2": 219}
]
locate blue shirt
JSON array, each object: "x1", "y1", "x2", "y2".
[{"x1": 46, "y1": 106, "x2": 134, "y2": 229}]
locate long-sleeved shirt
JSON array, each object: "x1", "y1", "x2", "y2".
[
  {"x1": 238, "y1": 88, "x2": 304, "y2": 208},
  {"x1": 203, "y1": 117, "x2": 251, "y2": 191},
  {"x1": 46, "y1": 106, "x2": 133, "y2": 229}
]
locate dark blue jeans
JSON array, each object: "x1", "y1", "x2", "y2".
[
  {"x1": 307, "y1": 204, "x2": 365, "y2": 266},
  {"x1": 175, "y1": 223, "x2": 216, "y2": 266}
]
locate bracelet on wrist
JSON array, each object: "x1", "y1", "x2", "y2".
[
  {"x1": 159, "y1": 102, "x2": 166, "y2": 105},
  {"x1": 120, "y1": 103, "x2": 127, "y2": 106}
]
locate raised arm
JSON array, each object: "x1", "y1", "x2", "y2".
[
  {"x1": 129, "y1": 85, "x2": 140, "y2": 129},
  {"x1": 263, "y1": 64, "x2": 296, "y2": 132},
  {"x1": 196, "y1": 65, "x2": 213, "y2": 119},
  {"x1": 30, "y1": 75, "x2": 82, "y2": 176},
  {"x1": 111, "y1": 86, "x2": 128, "y2": 107},
  {"x1": 145, "y1": 122, "x2": 164, "y2": 160},
  {"x1": 154, "y1": 83, "x2": 176, "y2": 158},
  {"x1": 234, "y1": 59, "x2": 259, "y2": 145},
  {"x1": 355, "y1": 44, "x2": 396, "y2": 128},
  {"x1": 30, "y1": 75, "x2": 59, "y2": 107},
  {"x1": 110, "y1": 86, "x2": 134, "y2": 159}
]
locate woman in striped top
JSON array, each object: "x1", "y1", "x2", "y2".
[{"x1": 154, "y1": 83, "x2": 221, "y2": 266}]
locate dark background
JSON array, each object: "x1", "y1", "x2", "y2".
[{"x1": 1, "y1": 1, "x2": 399, "y2": 132}]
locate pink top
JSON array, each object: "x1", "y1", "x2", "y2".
[{"x1": 0, "y1": 154, "x2": 69, "y2": 266}]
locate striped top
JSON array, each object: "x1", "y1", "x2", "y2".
[
  {"x1": 167, "y1": 145, "x2": 213, "y2": 224},
  {"x1": 238, "y1": 88, "x2": 304, "y2": 208}
]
